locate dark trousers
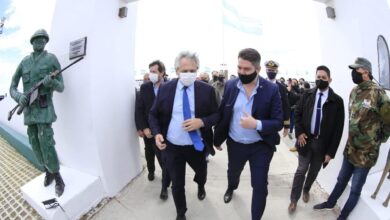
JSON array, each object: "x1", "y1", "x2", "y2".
[
  {"x1": 143, "y1": 137, "x2": 171, "y2": 188},
  {"x1": 290, "y1": 139, "x2": 323, "y2": 202},
  {"x1": 327, "y1": 157, "x2": 370, "y2": 219},
  {"x1": 226, "y1": 138, "x2": 274, "y2": 220},
  {"x1": 289, "y1": 110, "x2": 295, "y2": 133},
  {"x1": 164, "y1": 141, "x2": 207, "y2": 216}
]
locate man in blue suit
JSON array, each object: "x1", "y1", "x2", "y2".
[
  {"x1": 149, "y1": 51, "x2": 219, "y2": 220},
  {"x1": 214, "y1": 48, "x2": 283, "y2": 220}
]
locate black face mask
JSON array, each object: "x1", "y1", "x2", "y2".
[
  {"x1": 351, "y1": 69, "x2": 363, "y2": 84},
  {"x1": 315, "y1": 79, "x2": 329, "y2": 90},
  {"x1": 212, "y1": 75, "x2": 218, "y2": 82},
  {"x1": 218, "y1": 76, "x2": 225, "y2": 82},
  {"x1": 266, "y1": 71, "x2": 277, "y2": 80},
  {"x1": 238, "y1": 70, "x2": 257, "y2": 84}
]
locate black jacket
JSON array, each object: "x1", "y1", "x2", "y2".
[
  {"x1": 135, "y1": 82, "x2": 157, "y2": 130},
  {"x1": 276, "y1": 81, "x2": 290, "y2": 127},
  {"x1": 295, "y1": 87, "x2": 345, "y2": 158}
]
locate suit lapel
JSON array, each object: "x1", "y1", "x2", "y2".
[
  {"x1": 194, "y1": 81, "x2": 201, "y2": 117},
  {"x1": 251, "y1": 77, "x2": 264, "y2": 116},
  {"x1": 229, "y1": 79, "x2": 240, "y2": 106},
  {"x1": 167, "y1": 79, "x2": 178, "y2": 117},
  {"x1": 307, "y1": 89, "x2": 316, "y2": 121}
]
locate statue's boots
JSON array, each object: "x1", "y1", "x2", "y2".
[
  {"x1": 54, "y1": 172, "x2": 65, "y2": 197},
  {"x1": 44, "y1": 168, "x2": 55, "y2": 187}
]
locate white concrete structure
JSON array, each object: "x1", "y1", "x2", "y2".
[
  {"x1": 0, "y1": 0, "x2": 142, "y2": 219},
  {"x1": 313, "y1": 0, "x2": 390, "y2": 219}
]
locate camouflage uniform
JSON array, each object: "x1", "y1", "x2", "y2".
[
  {"x1": 344, "y1": 80, "x2": 390, "y2": 168},
  {"x1": 10, "y1": 42, "x2": 64, "y2": 173}
]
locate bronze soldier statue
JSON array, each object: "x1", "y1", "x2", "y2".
[{"x1": 10, "y1": 29, "x2": 65, "y2": 197}]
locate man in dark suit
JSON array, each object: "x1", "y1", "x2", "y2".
[
  {"x1": 264, "y1": 60, "x2": 290, "y2": 136},
  {"x1": 214, "y1": 48, "x2": 283, "y2": 220},
  {"x1": 149, "y1": 51, "x2": 219, "y2": 220},
  {"x1": 134, "y1": 60, "x2": 171, "y2": 200},
  {"x1": 288, "y1": 65, "x2": 344, "y2": 213}
]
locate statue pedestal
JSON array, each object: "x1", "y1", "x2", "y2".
[
  {"x1": 21, "y1": 166, "x2": 104, "y2": 220},
  {"x1": 1, "y1": 0, "x2": 142, "y2": 218}
]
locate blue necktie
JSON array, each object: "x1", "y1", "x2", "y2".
[
  {"x1": 313, "y1": 93, "x2": 323, "y2": 136},
  {"x1": 183, "y1": 87, "x2": 204, "y2": 151}
]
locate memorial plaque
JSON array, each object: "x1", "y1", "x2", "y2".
[{"x1": 69, "y1": 37, "x2": 87, "y2": 60}]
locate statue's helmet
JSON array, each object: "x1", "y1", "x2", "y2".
[{"x1": 30, "y1": 29, "x2": 49, "y2": 44}]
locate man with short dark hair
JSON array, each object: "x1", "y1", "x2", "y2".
[
  {"x1": 214, "y1": 48, "x2": 283, "y2": 220},
  {"x1": 135, "y1": 60, "x2": 171, "y2": 200},
  {"x1": 288, "y1": 65, "x2": 345, "y2": 213},
  {"x1": 313, "y1": 58, "x2": 390, "y2": 220}
]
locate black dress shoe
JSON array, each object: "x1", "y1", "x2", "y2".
[
  {"x1": 176, "y1": 214, "x2": 186, "y2": 220},
  {"x1": 54, "y1": 173, "x2": 65, "y2": 197},
  {"x1": 44, "y1": 170, "x2": 55, "y2": 187},
  {"x1": 198, "y1": 186, "x2": 206, "y2": 200},
  {"x1": 160, "y1": 187, "x2": 168, "y2": 200},
  {"x1": 224, "y1": 189, "x2": 234, "y2": 203},
  {"x1": 148, "y1": 172, "x2": 155, "y2": 181},
  {"x1": 302, "y1": 191, "x2": 310, "y2": 203}
]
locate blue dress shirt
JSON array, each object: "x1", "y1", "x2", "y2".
[
  {"x1": 229, "y1": 78, "x2": 263, "y2": 144},
  {"x1": 167, "y1": 81, "x2": 199, "y2": 145}
]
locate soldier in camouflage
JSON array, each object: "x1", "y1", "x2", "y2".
[
  {"x1": 313, "y1": 57, "x2": 390, "y2": 220},
  {"x1": 10, "y1": 29, "x2": 65, "y2": 197}
]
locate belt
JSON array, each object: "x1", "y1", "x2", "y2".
[{"x1": 309, "y1": 134, "x2": 320, "y2": 140}]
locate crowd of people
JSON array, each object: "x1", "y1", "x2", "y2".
[
  {"x1": 7, "y1": 28, "x2": 389, "y2": 220},
  {"x1": 134, "y1": 48, "x2": 390, "y2": 220}
]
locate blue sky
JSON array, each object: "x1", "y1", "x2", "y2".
[
  {"x1": 0, "y1": 0, "x2": 322, "y2": 94},
  {"x1": 0, "y1": 0, "x2": 56, "y2": 94}
]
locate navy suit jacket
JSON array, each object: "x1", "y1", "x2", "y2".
[
  {"x1": 149, "y1": 79, "x2": 219, "y2": 155},
  {"x1": 214, "y1": 77, "x2": 283, "y2": 150}
]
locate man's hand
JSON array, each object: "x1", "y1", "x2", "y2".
[
  {"x1": 215, "y1": 146, "x2": 223, "y2": 151},
  {"x1": 324, "y1": 154, "x2": 332, "y2": 163},
  {"x1": 183, "y1": 118, "x2": 204, "y2": 132},
  {"x1": 283, "y1": 128, "x2": 289, "y2": 137},
  {"x1": 240, "y1": 111, "x2": 257, "y2": 129},
  {"x1": 143, "y1": 128, "x2": 153, "y2": 138},
  {"x1": 18, "y1": 94, "x2": 28, "y2": 106},
  {"x1": 43, "y1": 75, "x2": 53, "y2": 87},
  {"x1": 137, "y1": 130, "x2": 144, "y2": 138},
  {"x1": 297, "y1": 133, "x2": 308, "y2": 147},
  {"x1": 155, "y1": 134, "x2": 167, "y2": 150}
]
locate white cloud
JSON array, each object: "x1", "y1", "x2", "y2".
[{"x1": 0, "y1": 0, "x2": 56, "y2": 93}]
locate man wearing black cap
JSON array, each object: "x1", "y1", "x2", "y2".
[{"x1": 313, "y1": 57, "x2": 390, "y2": 220}]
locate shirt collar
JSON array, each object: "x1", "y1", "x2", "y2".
[
  {"x1": 178, "y1": 80, "x2": 195, "y2": 91},
  {"x1": 317, "y1": 87, "x2": 329, "y2": 97},
  {"x1": 236, "y1": 77, "x2": 260, "y2": 90}
]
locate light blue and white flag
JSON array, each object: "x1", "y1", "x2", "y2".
[{"x1": 222, "y1": 0, "x2": 262, "y2": 35}]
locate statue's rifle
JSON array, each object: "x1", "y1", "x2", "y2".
[{"x1": 8, "y1": 56, "x2": 84, "y2": 121}]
